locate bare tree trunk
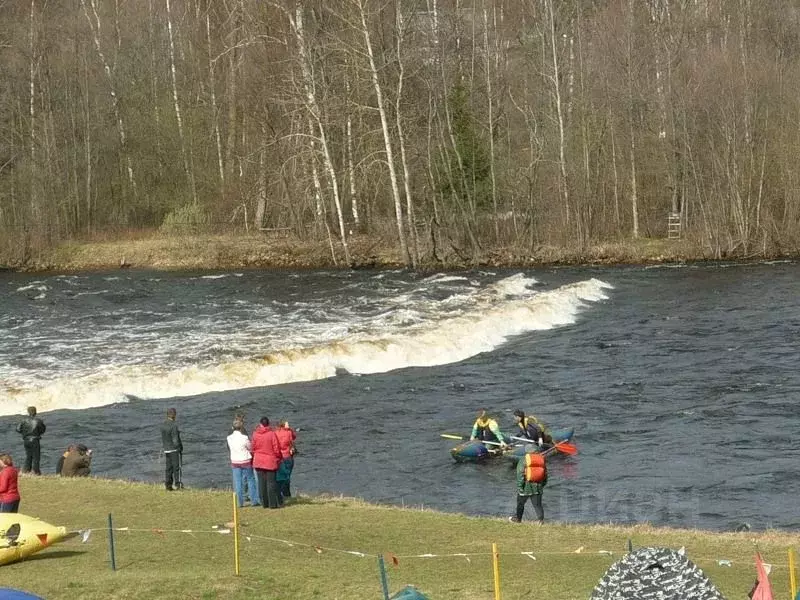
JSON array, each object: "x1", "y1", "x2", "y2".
[
  {"x1": 29, "y1": 0, "x2": 39, "y2": 224},
  {"x1": 254, "y1": 122, "x2": 267, "y2": 231},
  {"x1": 356, "y1": 0, "x2": 409, "y2": 264},
  {"x1": 80, "y1": 0, "x2": 137, "y2": 211},
  {"x1": 626, "y1": 0, "x2": 639, "y2": 239},
  {"x1": 165, "y1": 0, "x2": 198, "y2": 206},
  {"x1": 394, "y1": 4, "x2": 418, "y2": 267},
  {"x1": 148, "y1": 0, "x2": 163, "y2": 181},
  {"x1": 344, "y1": 72, "x2": 360, "y2": 228},
  {"x1": 207, "y1": 12, "x2": 225, "y2": 199},
  {"x1": 483, "y1": 4, "x2": 498, "y2": 242},
  {"x1": 288, "y1": 2, "x2": 349, "y2": 264},
  {"x1": 545, "y1": 0, "x2": 570, "y2": 231}
]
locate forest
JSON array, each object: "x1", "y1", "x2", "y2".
[{"x1": 2, "y1": 0, "x2": 799, "y2": 267}]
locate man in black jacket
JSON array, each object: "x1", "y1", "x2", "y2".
[
  {"x1": 160, "y1": 408, "x2": 183, "y2": 490},
  {"x1": 16, "y1": 406, "x2": 46, "y2": 475}
]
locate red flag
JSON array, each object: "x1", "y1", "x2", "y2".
[{"x1": 750, "y1": 553, "x2": 773, "y2": 600}]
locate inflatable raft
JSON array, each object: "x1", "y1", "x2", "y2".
[
  {"x1": 450, "y1": 427, "x2": 575, "y2": 463},
  {"x1": 0, "y1": 513, "x2": 78, "y2": 566}
]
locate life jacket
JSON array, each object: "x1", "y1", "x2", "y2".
[
  {"x1": 523, "y1": 453, "x2": 546, "y2": 483},
  {"x1": 518, "y1": 417, "x2": 541, "y2": 439},
  {"x1": 474, "y1": 418, "x2": 499, "y2": 442}
]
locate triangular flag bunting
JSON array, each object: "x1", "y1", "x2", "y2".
[{"x1": 749, "y1": 553, "x2": 774, "y2": 600}]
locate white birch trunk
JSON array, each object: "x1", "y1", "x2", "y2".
[
  {"x1": 483, "y1": 4, "x2": 498, "y2": 241},
  {"x1": 80, "y1": 0, "x2": 137, "y2": 203},
  {"x1": 546, "y1": 0, "x2": 570, "y2": 228},
  {"x1": 356, "y1": 0, "x2": 408, "y2": 263},
  {"x1": 291, "y1": 3, "x2": 349, "y2": 264},
  {"x1": 345, "y1": 74, "x2": 360, "y2": 227},
  {"x1": 394, "y1": 6, "x2": 417, "y2": 265},
  {"x1": 165, "y1": 0, "x2": 198, "y2": 206},
  {"x1": 207, "y1": 13, "x2": 225, "y2": 197}
]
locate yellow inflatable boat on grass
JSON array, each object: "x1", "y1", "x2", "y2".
[{"x1": 0, "y1": 513, "x2": 81, "y2": 565}]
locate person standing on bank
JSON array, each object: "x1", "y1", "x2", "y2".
[
  {"x1": 0, "y1": 455, "x2": 20, "y2": 513},
  {"x1": 251, "y1": 417, "x2": 281, "y2": 509},
  {"x1": 16, "y1": 406, "x2": 46, "y2": 475},
  {"x1": 161, "y1": 408, "x2": 183, "y2": 491},
  {"x1": 509, "y1": 449, "x2": 547, "y2": 523},
  {"x1": 275, "y1": 420, "x2": 296, "y2": 503},
  {"x1": 227, "y1": 419, "x2": 260, "y2": 507}
]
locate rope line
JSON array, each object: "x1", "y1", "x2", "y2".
[{"x1": 64, "y1": 524, "x2": 795, "y2": 568}]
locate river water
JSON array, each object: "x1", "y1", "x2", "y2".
[{"x1": 0, "y1": 263, "x2": 798, "y2": 531}]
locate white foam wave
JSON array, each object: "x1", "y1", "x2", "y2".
[
  {"x1": 16, "y1": 284, "x2": 49, "y2": 293},
  {"x1": 0, "y1": 277, "x2": 612, "y2": 415}
]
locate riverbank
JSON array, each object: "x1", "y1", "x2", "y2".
[
  {"x1": 3, "y1": 477, "x2": 796, "y2": 599},
  {"x1": 0, "y1": 231, "x2": 770, "y2": 273}
]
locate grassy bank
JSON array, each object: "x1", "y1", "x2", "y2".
[
  {"x1": 3, "y1": 477, "x2": 797, "y2": 599},
  {"x1": 0, "y1": 231, "x2": 748, "y2": 273}
]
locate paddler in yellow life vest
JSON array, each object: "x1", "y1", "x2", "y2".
[
  {"x1": 470, "y1": 410, "x2": 508, "y2": 447},
  {"x1": 512, "y1": 409, "x2": 551, "y2": 447}
]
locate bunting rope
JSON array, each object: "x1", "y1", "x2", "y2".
[{"x1": 64, "y1": 523, "x2": 795, "y2": 569}]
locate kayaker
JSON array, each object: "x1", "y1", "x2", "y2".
[
  {"x1": 470, "y1": 410, "x2": 508, "y2": 446},
  {"x1": 509, "y1": 448, "x2": 547, "y2": 523},
  {"x1": 512, "y1": 409, "x2": 551, "y2": 447}
]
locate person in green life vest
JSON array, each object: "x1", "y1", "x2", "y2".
[
  {"x1": 470, "y1": 410, "x2": 508, "y2": 447},
  {"x1": 509, "y1": 448, "x2": 547, "y2": 523},
  {"x1": 512, "y1": 409, "x2": 552, "y2": 447}
]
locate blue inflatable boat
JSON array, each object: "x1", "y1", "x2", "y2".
[{"x1": 450, "y1": 427, "x2": 575, "y2": 463}]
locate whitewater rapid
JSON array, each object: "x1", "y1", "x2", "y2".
[{"x1": 0, "y1": 272, "x2": 612, "y2": 415}]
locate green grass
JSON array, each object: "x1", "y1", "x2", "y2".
[{"x1": 3, "y1": 476, "x2": 798, "y2": 599}]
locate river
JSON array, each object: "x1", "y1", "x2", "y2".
[{"x1": 0, "y1": 263, "x2": 798, "y2": 531}]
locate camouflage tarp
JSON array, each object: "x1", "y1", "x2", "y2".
[{"x1": 590, "y1": 547, "x2": 726, "y2": 600}]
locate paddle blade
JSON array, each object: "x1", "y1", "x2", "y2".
[
  {"x1": 555, "y1": 441, "x2": 578, "y2": 455},
  {"x1": 441, "y1": 434, "x2": 466, "y2": 441}
]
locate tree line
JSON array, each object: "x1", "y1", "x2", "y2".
[{"x1": 2, "y1": 0, "x2": 799, "y2": 266}]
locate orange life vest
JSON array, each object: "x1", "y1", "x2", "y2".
[{"x1": 523, "y1": 453, "x2": 546, "y2": 483}]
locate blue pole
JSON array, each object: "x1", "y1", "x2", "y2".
[
  {"x1": 107, "y1": 513, "x2": 117, "y2": 571},
  {"x1": 378, "y1": 554, "x2": 390, "y2": 600}
]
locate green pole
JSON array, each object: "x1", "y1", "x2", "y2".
[
  {"x1": 377, "y1": 554, "x2": 390, "y2": 600},
  {"x1": 107, "y1": 513, "x2": 117, "y2": 571}
]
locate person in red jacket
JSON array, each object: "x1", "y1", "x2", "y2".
[
  {"x1": 251, "y1": 417, "x2": 281, "y2": 509},
  {"x1": 275, "y1": 420, "x2": 297, "y2": 503},
  {"x1": 0, "y1": 454, "x2": 21, "y2": 513}
]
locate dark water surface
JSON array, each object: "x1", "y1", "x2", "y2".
[{"x1": 1, "y1": 263, "x2": 798, "y2": 530}]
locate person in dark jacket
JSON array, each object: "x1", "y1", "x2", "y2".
[
  {"x1": 61, "y1": 445, "x2": 92, "y2": 477},
  {"x1": 15, "y1": 406, "x2": 46, "y2": 475},
  {"x1": 512, "y1": 409, "x2": 551, "y2": 447},
  {"x1": 160, "y1": 408, "x2": 183, "y2": 490}
]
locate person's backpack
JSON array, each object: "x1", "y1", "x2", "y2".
[{"x1": 523, "y1": 453, "x2": 546, "y2": 483}]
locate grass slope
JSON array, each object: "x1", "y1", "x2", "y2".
[{"x1": 3, "y1": 477, "x2": 797, "y2": 599}]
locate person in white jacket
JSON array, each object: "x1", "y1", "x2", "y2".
[{"x1": 227, "y1": 419, "x2": 260, "y2": 507}]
